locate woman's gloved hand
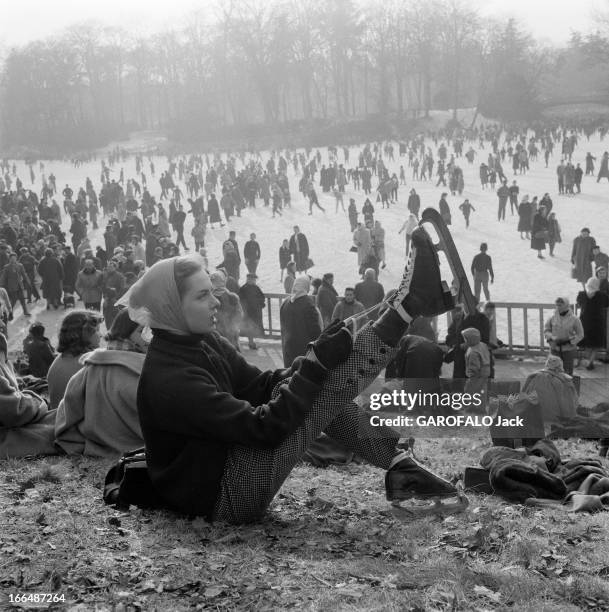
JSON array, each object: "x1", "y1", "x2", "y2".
[{"x1": 307, "y1": 320, "x2": 352, "y2": 370}]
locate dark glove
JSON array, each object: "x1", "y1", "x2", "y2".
[{"x1": 308, "y1": 319, "x2": 352, "y2": 370}]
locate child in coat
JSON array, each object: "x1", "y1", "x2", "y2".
[{"x1": 462, "y1": 327, "x2": 491, "y2": 411}]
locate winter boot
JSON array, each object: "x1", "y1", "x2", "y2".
[{"x1": 389, "y1": 226, "x2": 454, "y2": 321}]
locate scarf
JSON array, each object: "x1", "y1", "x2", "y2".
[
  {"x1": 290, "y1": 276, "x2": 310, "y2": 303},
  {"x1": 585, "y1": 277, "x2": 600, "y2": 299},
  {"x1": 118, "y1": 256, "x2": 192, "y2": 334}
]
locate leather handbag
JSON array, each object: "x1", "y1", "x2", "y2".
[{"x1": 103, "y1": 448, "x2": 164, "y2": 510}]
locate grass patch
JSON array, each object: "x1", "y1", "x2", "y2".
[{"x1": 2, "y1": 436, "x2": 609, "y2": 610}]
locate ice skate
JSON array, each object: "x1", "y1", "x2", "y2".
[
  {"x1": 420, "y1": 207, "x2": 478, "y2": 314},
  {"x1": 388, "y1": 224, "x2": 455, "y2": 320},
  {"x1": 386, "y1": 452, "x2": 469, "y2": 519}
]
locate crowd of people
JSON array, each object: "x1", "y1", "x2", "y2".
[{"x1": 1, "y1": 117, "x2": 608, "y2": 523}]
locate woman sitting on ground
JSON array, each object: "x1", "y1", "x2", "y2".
[
  {"x1": 0, "y1": 332, "x2": 57, "y2": 458},
  {"x1": 130, "y1": 243, "x2": 459, "y2": 524},
  {"x1": 55, "y1": 309, "x2": 148, "y2": 457},
  {"x1": 46, "y1": 310, "x2": 103, "y2": 410}
]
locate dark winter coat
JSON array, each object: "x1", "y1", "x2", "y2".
[
  {"x1": 279, "y1": 246, "x2": 291, "y2": 270},
  {"x1": 517, "y1": 201, "x2": 532, "y2": 232},
  {"x1": 288, "y1": 233, "x2": 310, "y2": 272},
  {"x1": 37, "y1": 255, "x2": 64, "y2": 302},
  {"x1": 62, "y1": 253, "x2": 79, "y2": 289},
  {"x1": 22, "y1": 336, "x2": 55, "y2": 378},
  {"x1": 316, "y1": 281, "x2": 338, "y2": 327},
  {"x1": 439, "y1": 197, "x2": 451, "y2": 225},
  {"x1": 577, "y1": 290, "x2": 609, "y2": 349},
  {"x1": 207, "y1": 196, "x2": 222, "y2": 223},
  {"x1": 407, "y1": 194, "x2": 421, "y2": 216},
  {"x1": 354, "y1": 279, "x2": 385, "y2": 317},
  {"x1": 280, "y1": 296, "x2": 322, "y2": 367},
  {"x1": 136, "y1": 329, "x2": 326, "y2": 518},
  {"x1": 446, "y1": 312, "x2": 490, "y2": 380},
  {"x1": 238, "y1": 283, "x2": 265, "y2": 337},
  {"x1": 531, "y1": 212, "x2": 549, "y2": 251}
]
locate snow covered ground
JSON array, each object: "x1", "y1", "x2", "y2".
[{"x1": 7, "y1": 128, "x2": 609, "y2": 343}]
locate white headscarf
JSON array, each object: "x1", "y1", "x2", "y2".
[
  {"x1": 290, "y1": 276, "x2": 311, "y2": 303},
  {"x1": 118, "y1": 256, "x2": 199, "y2": 334},
  {"x1": 585, "y1": 277, "x2": 600, "y2": 298}
]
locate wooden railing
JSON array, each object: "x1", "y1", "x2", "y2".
[
  {"x1": 252, "y1": 294, "x2": 608, "y2": 357},
  {"x1": 260, "y1": 293, "x2": 289, "y2": 339}
]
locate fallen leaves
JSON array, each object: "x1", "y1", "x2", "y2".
[{"x1": 2, "y1": 446, "x2": 609, "y2": 610}]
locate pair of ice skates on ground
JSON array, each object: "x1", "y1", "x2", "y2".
[{"x1": 350, "y1": 208, "x2": 474, "y2": 519}]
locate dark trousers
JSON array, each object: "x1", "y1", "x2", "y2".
[
  {"x1": 25, "y1": 275, "x2": 40, "y2": 301},
  {"x1": 8, "y1": 290, "x2": 28, "y2": 315},
  {"x1": 498, "y1": 200, "x2": 507, "y2": 221},
  {"x1": 245, "y1": 259, "x2": 259, "y2": 275},
  {"x1": 175, "y1": 228, "x2": 187, "y2": 250}
]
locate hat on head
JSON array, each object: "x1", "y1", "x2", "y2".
[
  {"x1": 544, "y1": 355, "x2": 565, "y2": 373},
  {"x1": 461, "y1": 327, "x2": 481, "y2": 342}
]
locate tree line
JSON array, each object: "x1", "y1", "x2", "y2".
[{"x1": 0, "y1": 0, "x2": 608, "y2": 152}]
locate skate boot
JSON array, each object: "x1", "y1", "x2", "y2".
[
  {"x1": 386, "y1": 452, "x2": 469, "y2": 519},
  {"x1": 389, "y1": 226, "x2": 454, "y2": 321}
]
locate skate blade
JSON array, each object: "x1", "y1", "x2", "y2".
[{"x1": 390, "y1": 483, "x2": 469, "y2": 519}]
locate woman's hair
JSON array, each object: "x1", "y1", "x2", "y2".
[
  {"x1": 286, "y1": 261, "x2": 296, "y2": 273},
  {"x1": 174, "y1": 254, "x2": 204, "y2": 300},
  {"x1": 0, "y1": 332, "x2": 7, "y2": 358},
  {"x1": 105, "y1": 308, "x2": 139, "y2": 341},
  {"x1": 57, "y1": 310, "x2": 102, "y2": 355},
  {"x1": 29, "y1": 322, "x2": 46, "y2": 338}
]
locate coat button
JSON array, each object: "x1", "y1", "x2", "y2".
[
  {"x1": 346, "y1": 378, "x2": 354, "y2": 385},
  {"x1": 358, "y1": 369, "x2": 366, "y2": 376},
  {"x1": 379, "y1": 348, "x2": 386, "y2": 354},
  {"x1": 369, "y1": 358, "x2": 376, "y2": 365}
]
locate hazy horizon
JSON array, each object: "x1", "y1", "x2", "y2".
[{"x1": 0, "y1": 0, "x2": 605, "y2": 49}]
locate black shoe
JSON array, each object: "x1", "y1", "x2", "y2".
[
  {"x1": 586, "y1": 362, "x2": 595, "y2": 370},
  {"x1": 389, "y1": 227, "x2": 454, "y2": 319},
  {"x1": 386, "y1": 455, "x2": 457, "y2": 501}
]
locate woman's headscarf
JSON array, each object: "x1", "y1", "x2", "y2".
[
  {"x1": 290, "y1": 276, "x2": 311, "y2": 303},
  {"x1": 118, "y1": 257, "x2": 192, "y2": 334},
  {"x1": 586, "y1": 277, "x2": 600, "y2": 298}
]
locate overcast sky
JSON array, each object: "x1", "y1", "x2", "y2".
[{"x1": 0, "y1": 0, "x2": 605, "y2": 48}]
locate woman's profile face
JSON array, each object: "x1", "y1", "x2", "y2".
[{"x1": 181, "y1": 270, "x2": 220, "y2": 334}]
